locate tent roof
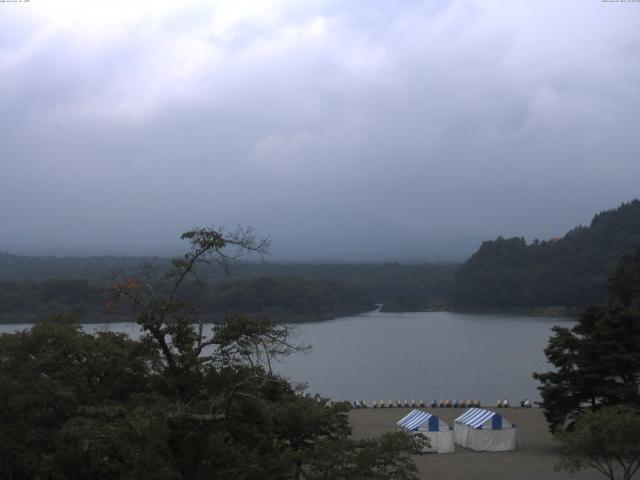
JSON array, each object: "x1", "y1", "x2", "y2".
[
  {"x1": 397, "y1": 409, "x2": 437, "y2": 431},
  {"x1": 455, "y1": 408, "x2": 499, "y2": 428}
]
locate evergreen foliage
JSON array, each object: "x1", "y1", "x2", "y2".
[
  {"x1": 0, "y1": 263, "x2": 455, "y2": 322},
  {"x1": 0, "y1": 277, "x2": 375, "y2": 323},
  {"x1": 451, "y1": 200, "x2": 640, "y2": 308},
  {"x1": 533, "y1": 248, "x2": 640, "y2": 432}
]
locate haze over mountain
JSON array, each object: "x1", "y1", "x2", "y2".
[{"x1": 1, "y1": 1, "x2": 639, "y2": 260}]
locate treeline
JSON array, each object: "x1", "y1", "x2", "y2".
[
  {"x1": 0, "y1": 277, "x2": 376, "y2": 323},
  {"x1": 0, "y1": 253, "x2": 146, "y2": 282},
  {"x1": 0, "y1": 254, "x2": 457, "y2": 292},
  {"x1": 0, "y1": 257, "x2": 457, "y2": 322},
  {"x1": 450, "y1": 200, "x2": 640, "y2": 308},
  {"x1": 7, "y1": 199, "x2": 639, "y2": 316},
  {"x1": 0, "y1": 279, "x2": 96, "y2": 320},
  {"x1": 179, "y1": 276, "x2": 376, "y2": 321}
]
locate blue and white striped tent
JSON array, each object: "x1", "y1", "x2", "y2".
[
  {"x1": 397, "y1": 410, "x2": 454, "y2": 453},
  {"x1": 454, "y1": 408, "x2": 517, "y2": 451}
]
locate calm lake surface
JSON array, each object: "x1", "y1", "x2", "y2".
[{"x1": 0, "y1": 310, "x2": 573, "y2": 403}]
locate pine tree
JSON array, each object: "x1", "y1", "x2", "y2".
[{"x1": 534, "y1": 249, "x2": 640, "y2": 432}]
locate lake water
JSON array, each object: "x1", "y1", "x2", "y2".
[{"x1": 0, "y1": 310, "x2": 572, "y2": 404}]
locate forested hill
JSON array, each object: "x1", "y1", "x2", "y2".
[
  {"x1": 0, "y1": 255, "x2": 456, "y2": 322},
  {"x1": 450, "y1": 200, "x2": 640, "y2": 308}
]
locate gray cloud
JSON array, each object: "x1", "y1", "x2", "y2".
[{"x1": 1, "y1": 0, "x2": 639, "y2": 260}]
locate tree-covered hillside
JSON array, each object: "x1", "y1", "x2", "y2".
[
  {"x1": 0, "y1": 255, "x2": 456, "y2": 321},
  {"x1": 0, "y1": 276, "x2": 376, "y2": 323},
  {"x1": 534, "y1": 247, "x2": 640, "y2": 432},
  {"x1": 450, "y1": 200, "x2": 640, "y2": 308}
]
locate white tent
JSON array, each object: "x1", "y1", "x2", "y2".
[
  {"x1": 454, "y1": 408, "x2": 517, "y2": 451},
  {"x1": 397, "y1": 409, "x2": 454, "y2": 453}
]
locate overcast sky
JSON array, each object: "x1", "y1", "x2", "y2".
[{"x1": 1, "y1": 0, "x2": 639, "y2": 260}]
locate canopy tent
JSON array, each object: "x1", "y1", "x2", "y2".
[
  {"x1": 397, "y1": 409, "x2": 454, "y2": 453},
  {"x1": 454, "y1": 408, "x2": 517, "y2": 451}
]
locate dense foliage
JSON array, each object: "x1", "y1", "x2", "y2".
[
  {"x1": 0, "y1": 279, "x2": 94, "y2": 320},
  {"x1": 0, "y1": 252, "x2": 145, "y2": 282},
  {"x1": 0, "y1": 256, "x2": 456, "y2": 322},
  {"x1": 533, "y1": 248, "x2": 640, "y2": 432},
  {"x1": 451, "y1": 200, "x2": 640, "y2": 308},
  {"x1": 0, "y1": 318, "x2": 420, "y2": 480},
  {"x1": 0, "y1": 255, "x2": 457, "y2": 301},
  {"x1": 201, "y1": 277, "x2": 374, "y2": 319},
  {"x1": 0, "y1": 227, "x2": 421, "y2": 479},
  {"x1": 556, "y1": 406, "x2": 640, "y2": 480},
  {"x1": 0, "y1": 276, "x2": 375, "y2": 323}
]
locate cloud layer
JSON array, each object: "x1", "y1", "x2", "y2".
[{"x1": 1, "y1": 0, "x2": 639, "y2": 259}]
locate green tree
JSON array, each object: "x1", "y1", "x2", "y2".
[
  {"x1": 1, "y1": 227, "x2": 420, "y2": 480},
  {"x1": 302, "y1": 432, "x2": 424, "y2": 480},
  {"x1": 556, "y1": 406, "x2": 640, "y2": 480},
  {"x1": 534, "y1": 249, "x2": 640, "y2": 432},
  {"x1": 451, "y1": 199, "x2": 640, "y2": 308},
  {"x1": 0, "y1": 316, "x2": 161, "y2": 480}
]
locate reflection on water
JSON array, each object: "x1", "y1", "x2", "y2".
[{"x1": 0, "y1": 310, "x2": 573, "y2": 403}]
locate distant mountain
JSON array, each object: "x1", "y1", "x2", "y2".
[{"x1": 450, "y1": 200, "x2": 640, "y2": 308}]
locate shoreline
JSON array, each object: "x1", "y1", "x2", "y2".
[
  {"x1": 0, "y1": 308, "x2": 375, "y2": 325},
  {"x1": 0, "y1": 306, "x2": 579, "y2": 325},
  {"x1": 381, "y1": 305, "x2": 581, "y2": 318}
]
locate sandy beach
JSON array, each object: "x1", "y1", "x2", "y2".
[{"x1": 349, "y1": 407, "x2": 602, "y2": 480}]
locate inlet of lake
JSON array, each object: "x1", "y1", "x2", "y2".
[{"x1": 0, "y1": 310, "x2": 574, "y2": 404}]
